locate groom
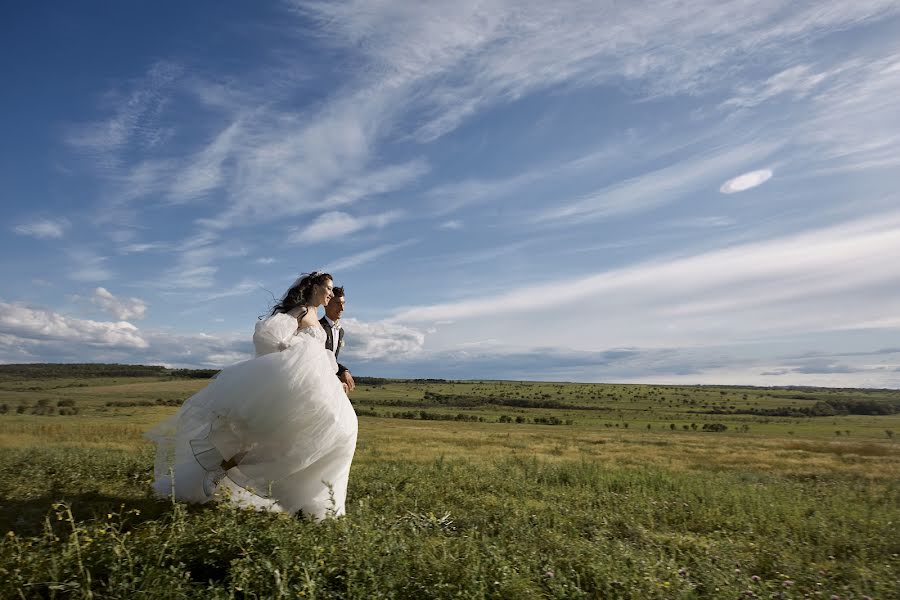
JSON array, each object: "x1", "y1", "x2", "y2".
[{"x1": 321, "y1": 286, "x2": 355, "y2": 392}]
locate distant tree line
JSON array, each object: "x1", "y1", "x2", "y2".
[
  {"x1": 352, "y1": 407, "x2": 573, "y2": 425},
  {"x1": 421, "y1": 391, "x2": 602, "y2": 411},
  {"x1": 699, "y1": 398, "x2": 900, "y2": 417},
  {"x1": 355, "y1": 377, "x2": 451, "y2": 385},
  {"x1": 165, "y1": 369, "x2": 220, "y2": 379},
  {"x1": 0, "y1": 363, "x2": 218, "y2": 380}
]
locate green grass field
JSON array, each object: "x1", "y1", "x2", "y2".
[{"x1": 1, "y1": 365, "x2": 898, "y2": 598}]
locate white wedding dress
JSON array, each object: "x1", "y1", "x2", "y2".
[{"x1": 147, "y1": 313, "x2": 358, "y2": 519}]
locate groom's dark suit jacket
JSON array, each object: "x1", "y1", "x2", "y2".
[{"x1": 320, "y1": 316, "x2": 348, "y2": 377}]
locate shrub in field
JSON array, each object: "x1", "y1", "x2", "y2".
[{"x1": 701, "y1": 423, "x2": 728, "y2": 432}]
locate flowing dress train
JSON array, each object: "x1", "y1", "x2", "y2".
[{"x1": 146, "y1": 314, "x2": 358, "y2": 519}]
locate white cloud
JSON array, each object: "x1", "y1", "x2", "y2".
[
  {"x1": 391, "y1": 209, "x2": 900, "y2": 352},
  {"x1": 0, "y1": 302, "x2": 148, "y2": 349},
  {"x1": 800, "y1": 53, "x2": 900, "y2": 174},
  {"x1": 68, "y1": 249, "x2": 113, "y2": 282},
  {"x1": 538, "y1": 141, "x2": 780, "y2": 222},
  {"x1": 320, "y1": 160, "x2": 430, "y2": 208},
  {"x1": 14, "y1": 218, "x2": 70, "y2": 239},
  {"x1": 439, "y1": 220, "x2": 463, "y2": 230},
  {"x1": 340, "y1": 318, "x2": 425, "y2": 361},
  {"x1": 0, "y1": 304, "x2": 421, "y2": 370},
  {"x1": 200, "y1": 280, "x2": 262, "y2": 302},
  {"x1": 120, "y1": 242, "x2": 170, "y2": 253},
  {"x1": 64, "y1": 1, "x2": 900, "y2": 243},
  {"x1": 324, "y1": 239, "x2": 418, "y2": 272},
  {"x1": 721, "y1": 65, "x2": 833, "y2": 110},
  {"x1": 719, "y1": 169, "x2": 773, "y2": 194},
  {"x1": 288, "y1": 210, "x2": 403, "y2": 244},
  {"x1": 91, "y1": 287, "x2": 148, "y2": 320},
  {"x1": 154, "y1": 232, "x2": 248, "y2": 291},
  {"x1": 66, "y1": 61, "x2": 181, "y2": 165},
  {"x1": 299, "y1": 0, "x2": 900, "y2": 141},
  {"x1": 168, "y1": 121, "x2": 242, "y2": 202}
]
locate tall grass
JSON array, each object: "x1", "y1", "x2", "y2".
[{"x1": 1, "y1": 445, "x2": 897, "y2": 598}]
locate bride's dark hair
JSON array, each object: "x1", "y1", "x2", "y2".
[{"x1": 270, "y1": 271, "x2": 333, "y2": 316}]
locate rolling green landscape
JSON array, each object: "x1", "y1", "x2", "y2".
[{"x1": 1, "y1": 364, "x2": 898, "y2": 599}]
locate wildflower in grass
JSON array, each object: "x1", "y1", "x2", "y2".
[
  {"x1": 544, "y1": 570, "x2": 554, "y2": 578},
  {"x1": 750, "y1": 575, "x2": 761, "y2": 582},
  {"x1": 783, "y1": 580, "x2": 794, "y2": 587}
]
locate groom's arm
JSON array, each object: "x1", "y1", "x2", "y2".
[{"x1": 337, "y1": 363, "x2": 355, "y2": 391}]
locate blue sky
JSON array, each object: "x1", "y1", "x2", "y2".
[{"x1": 3, "y1": 1, "x2": 900, "y2": 386}]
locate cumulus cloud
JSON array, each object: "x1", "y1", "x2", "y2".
[
  {"x1": 0, "y1": 301, "x2": 148, "y2": 349},
  {"x1": 340, "y1": 318, "x2": 425, "y2": 361},
  {"x1": 14, "y1": 218, "x2": 70, "y2": 239},
  {"x1": 0, "y1": 301, "x2": 254, "y2": 368},
  {"x1": 719, "y1": 169, "x2": 773, "y2": 194},
  {"x1": 91, "y1": 287, "x2": 148, "y2": 320}
]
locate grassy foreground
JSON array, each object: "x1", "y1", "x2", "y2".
[{"x1": 1, "y1": 368, "x2": 898, "y2": 598}]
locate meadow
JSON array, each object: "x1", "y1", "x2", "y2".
[{"x1": 0, "y1": 364, "x2": 898, "y2": 599}]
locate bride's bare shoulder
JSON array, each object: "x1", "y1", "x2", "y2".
[{"x1": 297, "y1": 310, "x2": 320, "y2": 331}]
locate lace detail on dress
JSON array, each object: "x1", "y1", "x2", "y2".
[{"x1": 296, "y1": 326, "x2": 326, "y2": 343}]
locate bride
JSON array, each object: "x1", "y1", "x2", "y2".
[{"x1": 146, "y1": 272, "x2": 358, "y2": 519}]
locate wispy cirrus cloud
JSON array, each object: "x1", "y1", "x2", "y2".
[
  {"x1": 154, "y1": 232, "x2": 247, "y2": 291},
  {"x1": 391, "y1": 208, "x2": 900, "y2": 351},
  {"x1": 13, "y1": 217, "x2": 71, "y2": 239},
  {"x1": 298, "y1": 0, "x2": 900, "y2": 141},
  {"x1": 66, "y1": 61, "x2": 181, "y2": 168},
  {"x1": 720, "y1": 64, "x2": 834, "y2": 110},
  {"x1": 68, "y1": 249, "x2": 113, "y2": 282},
  {"x1": 537, "y1": 140, "x2": 780, "y2": 223},
  {"x1": 324, "y1": 239, "x2": 418, "y2": 272},
  {"x1": 288, "y1": 210, "x2": 403, "y2": 245}
]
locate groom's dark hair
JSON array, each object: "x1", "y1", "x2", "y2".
[{"x1": 332, "y1": 286, "x2": 344, "y2": 298}]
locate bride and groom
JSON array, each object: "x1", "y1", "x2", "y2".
[{"x1": 147, "y1": 272, "x2": 358, "y2": 519}]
